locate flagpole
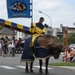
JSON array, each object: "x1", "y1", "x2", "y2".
[
  {"x1": 31, "y1": 0, "x2": 33, "y2": 24},
  {"x1": 30, "y1": 0, "x2": 33, "y2": 54}
]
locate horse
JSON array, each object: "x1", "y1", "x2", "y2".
[{"x1": 20, "y1": 35, "x2": 64, "y2": 75}]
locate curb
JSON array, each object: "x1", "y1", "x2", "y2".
[{"x1": 50, "y1": 66, "x2": 75, "y2": 72}]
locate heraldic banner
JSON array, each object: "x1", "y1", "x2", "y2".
[{"x1": 6, "y1": 0, "x2": 32, "y2": 18}]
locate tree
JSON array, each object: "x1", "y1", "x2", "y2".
[
  {"x1": 68, "y1": 33, "x2": 75, "y2": 44},
  {"x1": 59, "y1": 33, "x2": 75, "y2": 45},
  {"x1": 0, "y1": 26, "x2": 3, "y2": 30}
]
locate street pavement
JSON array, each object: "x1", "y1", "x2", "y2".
[
  {"x1": 0, "y1": 53, "x2": 75, "y2": 71},
  {"x1": 55, "y1": 66, "x2": 75, "y2": 71}
]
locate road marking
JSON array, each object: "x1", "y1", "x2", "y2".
[
  {"x1": 16, "y1": 66, "x2": 25, "y2": 69},
  {"x1": 16, "y1": 66, "x2": 34, "y2": 69},
  {"x1": 0, "y1": 66, "x2": 16, "y2": 69},
  {"x1": 16, "y1": 66, "x2": 52, "y2": 70},
  {"x1": 34, "y1": 66, "x2": 53, "y2": 69},
  {"x1": 0, "y1": 65, "x2": 53, "y2": 70}
]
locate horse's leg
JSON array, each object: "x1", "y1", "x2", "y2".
[
  {"x1": 45, "y1": 58, "x2": 50, "y2": 75},
  {"x1": 25, "y1": 62, "x2": 29, "y2": 72},
  {"x1": 39, "y1": 60, "x2": 44, "y2": 75},
  {"x1": 30, "y1": 56, "x2": 34, "y2": 72},
  {"x1": 30, "y1": 62, "x2": 34, "y2": 72}
]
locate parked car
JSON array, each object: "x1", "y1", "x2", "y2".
[{"x1": 69, "y1": 44, "x2": 75, "y2": 48}]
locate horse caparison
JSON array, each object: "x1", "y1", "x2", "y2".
[{"x1": 21, "y1": 35, "x2": 64, "y2": 75}]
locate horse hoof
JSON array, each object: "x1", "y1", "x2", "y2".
[
  {"x1": 39, "y1": 71, "x2": 44, "y2": 75},
  {"x1": 45, "y1": 71, "x2": 50, "y2": 75},
  {"x1": 25, "y1": 69, "x2": 29, "y2": 73},
  {"x1": 30, "y1": 69, "x2": 34, "y2": 73},
  {"x1": 39, "y1": 72, "x2": 44, "y2": 75}
]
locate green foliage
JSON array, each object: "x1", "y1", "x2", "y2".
[
  {"x1": 0, "y1": 26, "x2": 3, "y2": 30},
  {"x1": 60, "y1": 37, "x2": 66, "y2": 45},
  {"x1": 68, "y1": 33, "x2": 75, "y2": 44},
  {"x1": 49, "y1": 62, "x2": 75, "y2": 66},
  {"x1": 59, "y1": 33, "x2": 75, "y2": 45}
]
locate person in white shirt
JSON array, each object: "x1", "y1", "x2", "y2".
[
  {"x1": 8, "y1": 41, "x2": 12, "y2": 56},
  {"x1": 11, "y1": 40, "x2": 15, "y2": 57},
  {"x1": 62, "y1": 49, "x2": 70, "y2": 62},
  {"x1": 0, "y1": 40, "x2": 2, "y2": 56}
]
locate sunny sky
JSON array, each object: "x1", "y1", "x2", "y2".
[{"x1": 0, "y1": 0, "x2": 75, "y2": 28}]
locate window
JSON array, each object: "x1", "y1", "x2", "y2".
[{"x1": 47, "y1": 31, "x2": 51, "y2": 34}]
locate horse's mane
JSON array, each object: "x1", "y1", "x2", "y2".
[{"x1": 38, "y1": 35, "x2": 64, "y2": 48}]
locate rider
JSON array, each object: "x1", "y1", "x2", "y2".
[{"x1": 29, "y1": 17, "x2": 46, "y2": 48}]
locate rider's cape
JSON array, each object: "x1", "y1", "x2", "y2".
[{"x1": 20, "y1": 37, "x2": 34, "y2": 62}]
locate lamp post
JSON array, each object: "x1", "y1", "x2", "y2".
[{"x1": 39, "y1": 11, "x2": 52, "y2": 27}]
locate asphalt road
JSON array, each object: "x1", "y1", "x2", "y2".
[{"x1": 0, "y1": 54, "x2": 75, "y2": 75}]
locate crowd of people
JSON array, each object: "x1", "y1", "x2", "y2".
[
  {"x1": 62, "y1": 46, "x2": 75, "y2": 62},
  {"x1": 0, "y1": 36, "x2": 25, "y2": 57}
]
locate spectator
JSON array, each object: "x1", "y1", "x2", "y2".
[
  {"x1": 2, "y1": 41, "x2": 6, "y2": 57},
  {"x1": 73, "y1": 46, "x2": 75, "y2": 54},
  {"x1": 68, "y1": 49, "x2": 74, "y2": 62},
  {"x1": 11, "y1": 40, "x2": 15, "y2": 57},
  {"x1": 8, "y1": 41, "x2": 12, "y2": 56},
  {"x1": 0, "y1": 39, "x2": 2, "y2": 56},
  {"x1": 62, "y1": 49, "x2": 70, "y2": 62}
]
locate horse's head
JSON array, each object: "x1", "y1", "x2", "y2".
[
  {"x1": 52, "y1": 46, "x2": 62, "y2": 59},
  {"x1": 48, "y1": 43, "x2": 65, "y2": 59},
  {"x1": 45, "y1": 35, "x2": 65, "y2": 59}
]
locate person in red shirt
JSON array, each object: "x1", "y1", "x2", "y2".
[{"x1": 68, "y1": 49, "x2": 74, "y2": 62}]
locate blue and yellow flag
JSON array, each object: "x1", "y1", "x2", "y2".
[{"x1": 6, "y1": 0, "x2": 32, "y2": 18}]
